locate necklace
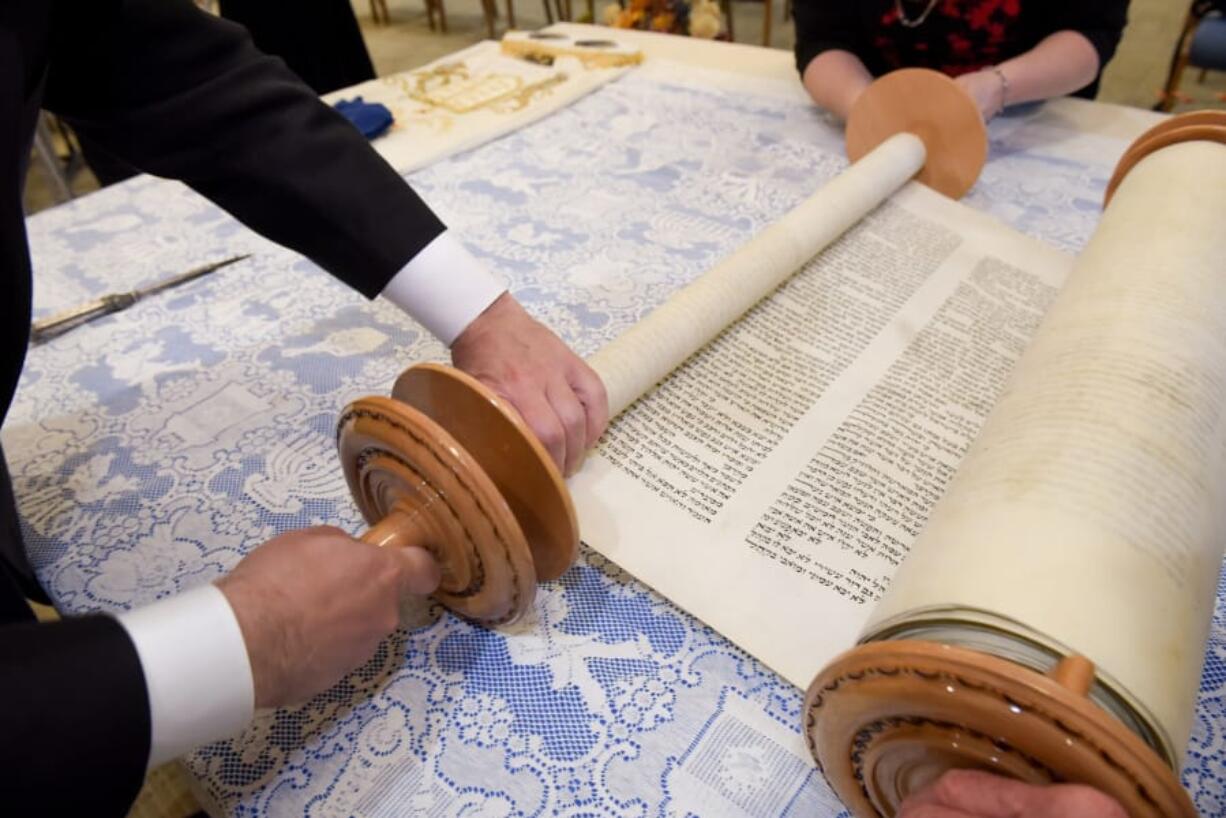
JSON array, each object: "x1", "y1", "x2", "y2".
[{"x1": 895, "y1": 0, "x2": 940, "y2": 28}]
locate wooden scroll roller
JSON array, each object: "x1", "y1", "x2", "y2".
[
  {"x1": 806, "y1": 110, "x2": 1226, "y2": 817},
  {"x1": 336, "y1": 68, "x2": 986, "y2": 626}
]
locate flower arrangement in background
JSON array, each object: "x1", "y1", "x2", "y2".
[{"x1": 602, "y1": 0, "x2": 724, "y2": 39}]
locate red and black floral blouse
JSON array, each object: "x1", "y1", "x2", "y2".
[{"x1": 793, "y1": 0, "x2": 1129, "y2": 99}]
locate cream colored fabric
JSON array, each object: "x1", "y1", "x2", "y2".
[
  {"x1": 125, "y1": 763, "x2": 200, "y2": 818},
  {"x1": 500, "y1": 30, "x2": 644, "y2": 69},
  {"x1": 322, "y1": 40, "x2": 627, "y2": 175}
]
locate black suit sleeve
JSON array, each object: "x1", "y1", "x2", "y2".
[
  {"x1": 42, "y1": 0, "x2": 444, "y2": 298},
  {"x1": 0, "y1": 613, "x2": 151, "y2": 816},
  {"x1": 792, "y1": 1, "x2": 865, "y2": 77}
]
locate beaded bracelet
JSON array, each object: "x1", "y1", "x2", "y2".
[{"x1": 989, "y1": 65, "x2": 1010, "y2": 119}]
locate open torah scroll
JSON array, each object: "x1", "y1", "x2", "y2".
[
  {"x1": 570, "y1": 122, "x2": 1226, "y2": 812},
  {"x1": 337, "y1": 84, "x2": 1222, "y2": 812},
  {"x1": 570, "y1": 159, "x2": 1075, "y2": 687}
]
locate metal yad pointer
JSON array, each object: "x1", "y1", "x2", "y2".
[{"x1": 30, "y1": 254, "x2": 250, "y2": 344}]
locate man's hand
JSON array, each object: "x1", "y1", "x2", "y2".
[
  {"x1": 216, "y1": 527, "x2": 441, "y2": 709},
  {"x1": 899, "y1": 770, "x2": 1128, "y2": 818},
  {"x1": 451, "y1": 292, "x2": 609, "y2": 476}
]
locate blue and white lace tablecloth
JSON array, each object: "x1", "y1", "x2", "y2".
[{"x1": 12, "y1": 60, "x2": 1225, "y2": 817}]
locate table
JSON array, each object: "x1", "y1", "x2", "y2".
[{"x1": 13, "y1": 24, "x2": 1225, "y2": 817}]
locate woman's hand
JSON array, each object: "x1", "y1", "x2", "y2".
[
  {"x1": 954, "y1": 70, "x2": 1007, "y2": 121},
  {"x1": 899, "y1": 770, "x2": 1129, "y2": 818}
]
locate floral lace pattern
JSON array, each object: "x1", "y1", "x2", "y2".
[{"x1": 13, "y1": 70, "x2": 1223, "y2": 816}]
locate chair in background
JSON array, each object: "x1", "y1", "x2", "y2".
[
  {"x1": 502, "y1": 0, "x2": 572, "y2": 33},
  {"x1": 480, "y1": 0, "x2": 499, "y2": 37},
  {"x1": 1160, "y1": 0, "x2": 1226, "y2": 111},
  {"x1": 716, "y1": 0, "x2": 773, "y2": 46},
  {"x1": 369, "y1": 0, "x2": 447, "y2": 32},
  {"x1": 425, "y1": 0, "x2": 448, "y2": 32},
  {"x1": 373, "y1": 0, "x2": 501, "y2": 40},
  {"x1": 29, "y1": 114, "x2": 85, "y2": 207}
]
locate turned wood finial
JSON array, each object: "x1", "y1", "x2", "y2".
[
  {"x1": 804, "y1": 642, "x2": 1196, "y2": 818},
  {"x1": 1103, "y1": 110, "x2": 1226, "y2": 205},
  {"x1": 1049, "y1": 655, "x2": 1095, "y2": 697},
  {"x1": 846, "y1": 68, "x2": 988, "y2": 200}
]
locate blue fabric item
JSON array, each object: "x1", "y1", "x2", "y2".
[
  {"x1": 332, "y1": 96, "x2": 394, "y2": 139},
  {"x1": 1190, "y1": 15, "x2": 1226, "y2": 72}
]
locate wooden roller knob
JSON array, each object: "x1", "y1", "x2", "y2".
[
  {"x1": 803, "y1": 641, "x2": 1196, "y2": 818},
  {"x1": 1103, "y1": 110, "x2": 1226, "y2": 205},
  {"x1": 846, "y1": 68, "x2": 988, "y2": 200},
  {"x1": 337, "y1": 366, "x2": 575, "y2": 624}
]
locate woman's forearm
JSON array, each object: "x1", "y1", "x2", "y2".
[
  {"x1": 996, "y1": 30, "x2": 1102, "y2": 105},
  {"x1": 803, "y1": 30, "x2": 1100, "y2": 124},
  {"x1": 955, "y1": 30, "x2": 1102, "y2": 120},
  {"x1": 801, "y1": 49, "x2": 874, "y2": 121}
]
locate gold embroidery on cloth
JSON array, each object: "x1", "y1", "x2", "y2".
[{"x1": 385, "y1": 62, "x2": 569, "y2": 115}]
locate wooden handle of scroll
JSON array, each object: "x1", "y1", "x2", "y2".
[{"x1": 360, "y1": 508, "x2": 426, "y2": 550}]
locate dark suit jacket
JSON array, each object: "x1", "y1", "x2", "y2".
[
  {"x1": 2, "y1": 1, "x2": 449, "y2": 812},
  {"x1": 217, "y1": 0, "x2": 376, "y2": 95}
]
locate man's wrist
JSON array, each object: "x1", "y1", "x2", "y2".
[
  {"x1": 380, "y1": 231, "x2": 506, "y2": 345},
  {"x1": 116, "y1": 585, "x2": 254, "y2": 766}
]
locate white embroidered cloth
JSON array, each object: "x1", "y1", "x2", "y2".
[
  {"x1": 13, "y1": 44, "x2": 1223, "y2": 818},
  {"x1": 323, "y1": 40, "x2": 628, "y2": 174}
]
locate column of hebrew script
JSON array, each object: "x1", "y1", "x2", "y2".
[
  {"x1": 571, "y1": 182, "x2": 1073, "y2": 688},
  {"x1": 598, "y1": 202, "x2": 959, "y2": 524},
  {"x1": 745, "y1": 257, "x2": 1061, "y2": 607}
]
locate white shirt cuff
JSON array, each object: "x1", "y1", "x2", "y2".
[
  {"x1": 380, "y1": 230, "x2": 507, "y2": 346},
  {"x1": 117, "y1": 584, "x2": 255, "y2": 767}
]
